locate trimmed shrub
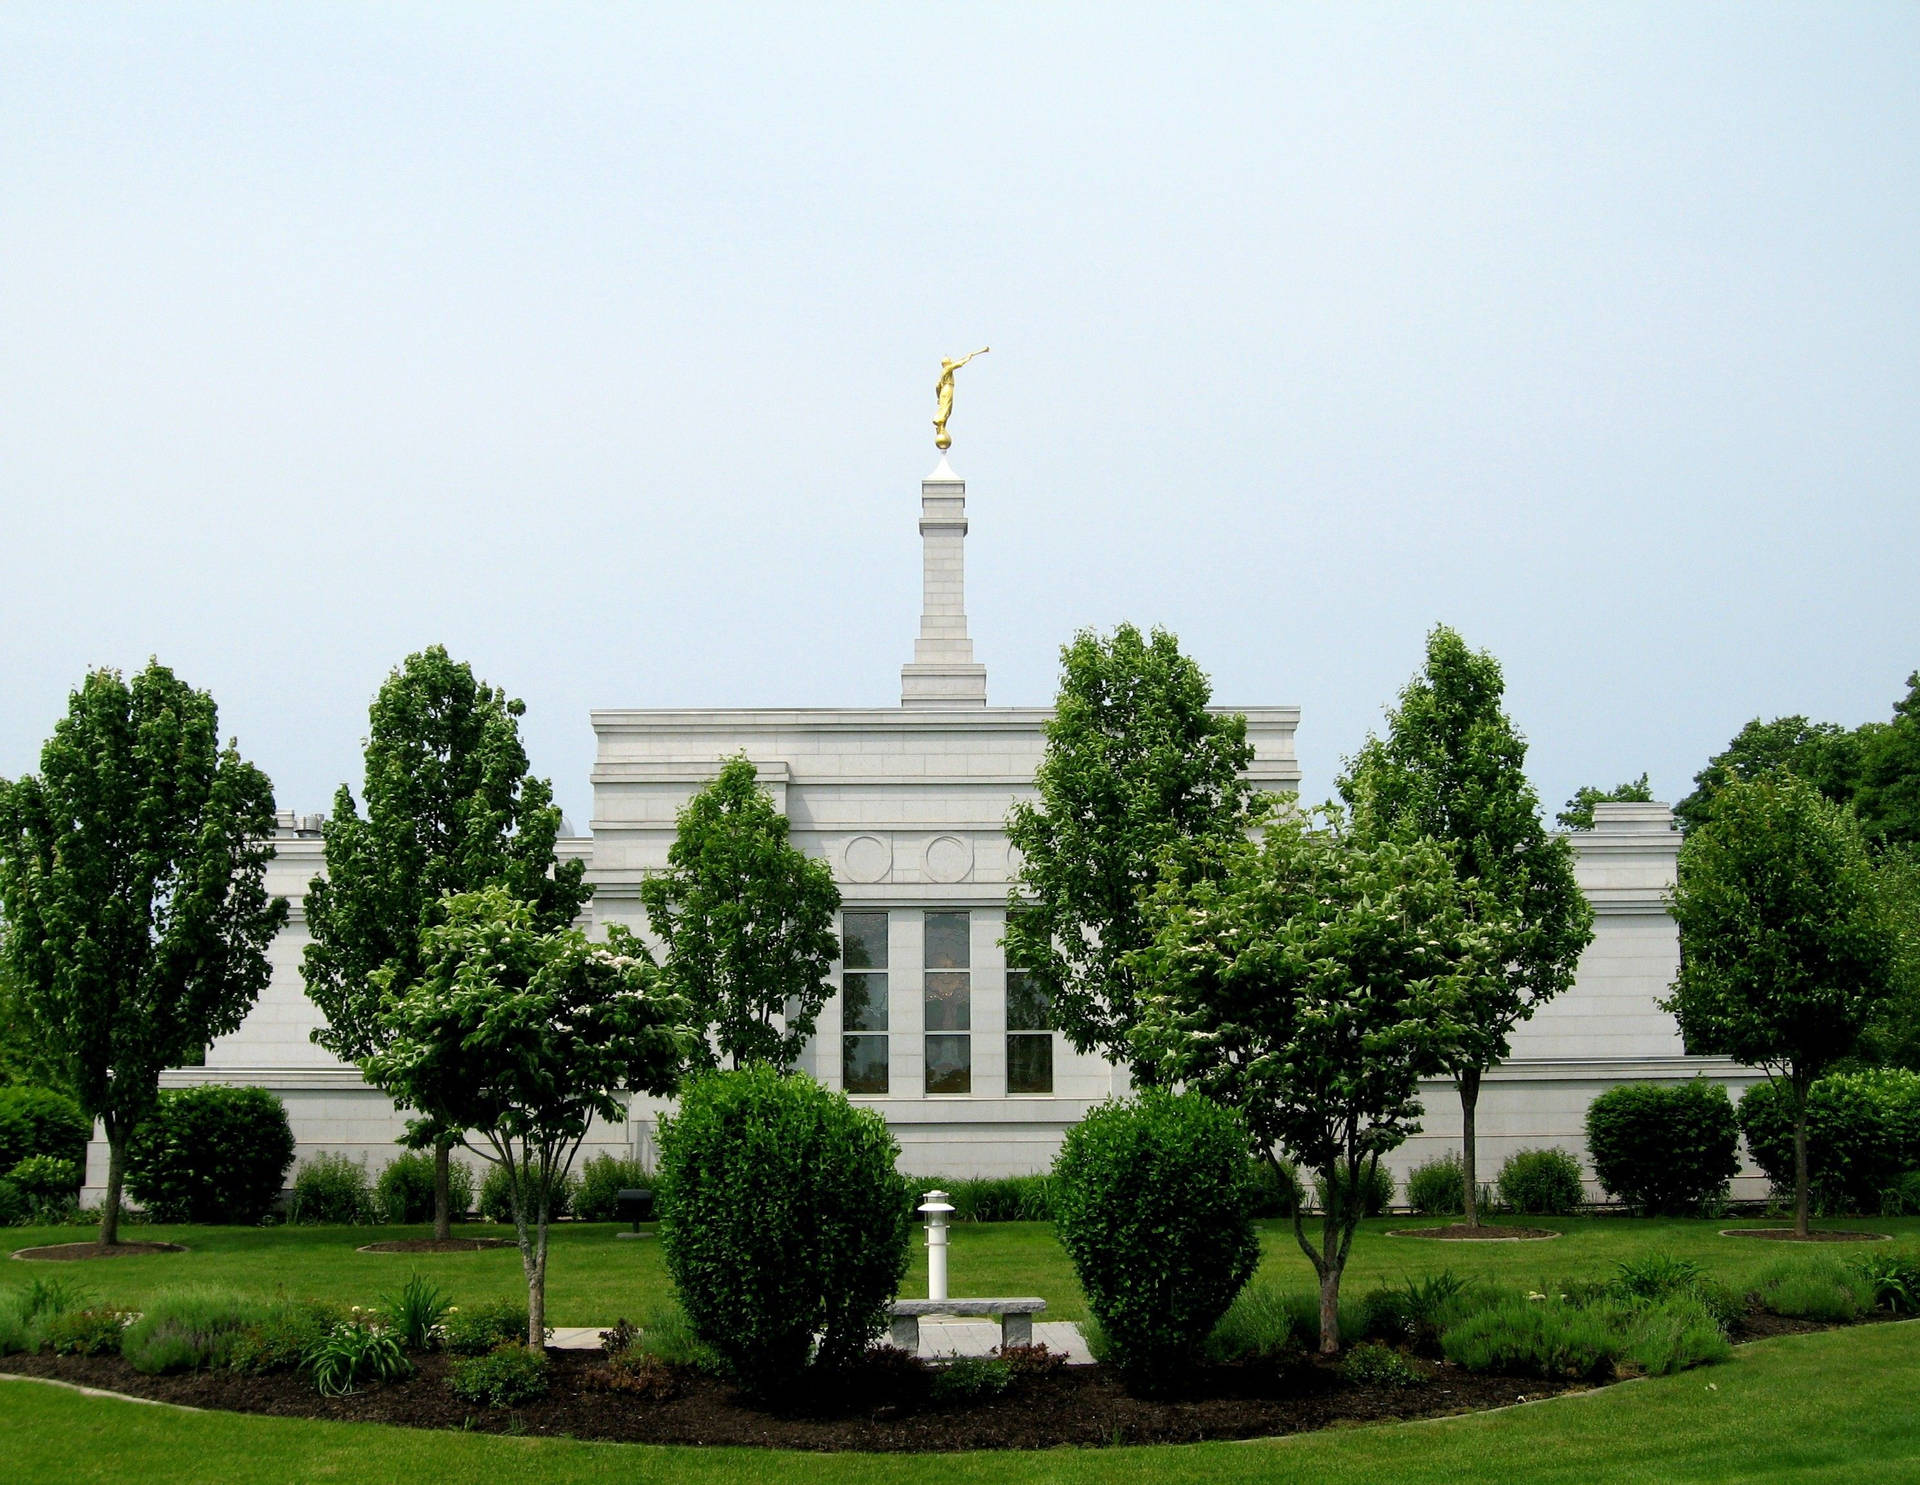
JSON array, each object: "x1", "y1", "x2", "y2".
[
  {"x1": 0, "y1": 1086, "x2": 90, "y2": 1175},
  {"x1": 288, "y1": 1152, "x2": 377, "y2": 1225},
  {"x1": 1406, "y1": 1152, "x2": 1467, "y2": 1216},
  {"x1": 658, "y1": 1066, "x2": 914, "y2": 1394},
  {"x1": 1343, "y1": 1341, "x2": 1424, "y2": 1388},
  {"x1": 441, "y1": 1298, "x2": 530, "y2": 1356},
  {"x1": 1052, "y1": 1090, "x2": 1260, "y2": 1391},
  {"x1": 122, "y1": 1287, "x2": 265, "y2": 1374},
  {"x1": 10, "y1": 1154, "x2": 79, "y2": 1204},
  {"x1": 447, "y1": 1342, "x2": 551, "y2": 1406},
  {"x1": 374, "y1": 1152, "x2": 476, "y2": 1225},
  {"x1": 1496, "y1": 1148, "x2": 1585, "y2": 1216},
  {"x1": 1313, "y1": 1159, "x2": 1396, "y2": 1218},
  {"x1": 573, "y1": 1154, "x2": 649, "y2": 1223},
  {"x1": 478, "y1": 1161, "x2": 576, "y2": 1225},
  {"x1": 1739, "y1": 1070, "x2": 1920, "y2": 1216},
  {"x1": 1585, "y1": 1080, "x2": 1739, "y2": 1215},
  {"x1": 125, "y1": 1085, "x2": 295, "y2": 1224},
  {"x1": 929, "y1": 1353, "x2": 1012, "y2": 1402},
  {"x1": 1440, "y1": 1297, "x2": 1616, "y2": 1380}
]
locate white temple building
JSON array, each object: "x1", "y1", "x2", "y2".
[{"x1": 94, "y1": 451, "x2": 1761, "y2": 1201}]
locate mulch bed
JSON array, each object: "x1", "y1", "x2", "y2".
[
  {"x1": 1719, "y1": 1229, "x2": 1891, "y2": 1243},
  {"x1": 356, "y1": 1239, "x2": 516, "y2": 1254},
  {"x1": 1387, "y1": 1225, "x2": 1560, "y2": 1241},
  {"x1": 0, "y1": 1347, "x2": 1583, "y2": 1449},
  {"x1": 10, "y1": 1242, "x2": 187, "y2": 1262}
]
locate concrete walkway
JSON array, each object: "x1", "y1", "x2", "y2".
[{"x1": 549, "y1": 1318, "x2": 1093, "y2": 1364}]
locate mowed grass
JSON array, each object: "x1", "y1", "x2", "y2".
[
  {"x1": 6, "y1": 1213, "x2": 1916, "y2": 1325},
  {"x1": 3, "y1": 1318, "x2": 1917, "y2": 1483}
]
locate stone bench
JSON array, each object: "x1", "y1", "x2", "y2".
[{"x1": 888, "y1": 1298, "x2": 1047, "y2": 1351}]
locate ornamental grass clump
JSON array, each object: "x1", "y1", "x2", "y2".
[
  {"x1": 1440, "y1": 1295, "x2": 1617, "y2": 1381},
  {"x1": 121, "y1": 1287, "x2": 267, "y2": 1374},
  {"x1": 1748, "y1": 1258, "x2": 1870, "y2": 1323},
  {"x1": 304, "y1": 1321, "x2": 412, "y2": 1396},
  {"x1": 1051, "y1": 1090, "x2": 1260, "y2": 1392},
  {"x1": 378, "y1": 1272, "x2": 451, "y2": 1352},
  {"x1": 1206, "y1": 1282, "x2": 1298, "y2": 1364}
]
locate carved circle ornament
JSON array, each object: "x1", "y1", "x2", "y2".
[
  {"x1": 843, "y1": 835, "x2": 893, "y2": 884},
  {"x1": 924, "y1": 835, "x2": 973, "y2": 884}
]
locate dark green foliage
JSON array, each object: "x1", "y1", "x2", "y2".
[
  {"x1": 909, "y1": 1174, "x2": 1054, "y2": 1223},
  {"x1": 478, "y1": 1161, "x2": 576, "y2": 1225},
  {"x1": 1585, "y1": 1081, "x2": 1740, "y2": 1215},
  {"x1": 1616, "y1": 1296, "x2": 1733, "y2": 1376},
  {"x1": 1850, "y1": 1249, "x2": 1920, "y2": 1313},
  {"x1": 379, "y1": 1272, "x2": 451, "y2": 1352},
  {"x1": 1738, "y1": 1071, "x2": 1920, "y2": 1215},
  {"x1": 122, "y1": 1287, "x2": 264, "y2": 1374},
  {"x1": 124, "y1": 1085, "x2": 296, "y2": 1225},
  {"x1": 228, "y1": 1301, "x2": 342, "y2": 1374},
  {"x1": 573, "y1": 1154, "x2": 649, "y2": 1223},
  {"x1": 440, "y1": 1298, "x2": 530, "y2": 1356},
  {"x1": 1857, "y1": 673, "x2": 1920, "y2": 848},
  {"x1": 1406, "y1": 1152, "x2": 1467, "y2": 1216},
  {"x1": 1747, "y1": 1259, "x2": 1869, "y2": 1323},
  {"x1": 1882, "y1": 1170, "x2": 1920, "y2": 1216},
  {"x1": 1206, "y1": 1283, "x2": 1298, "y2": 1364},
  {"x1": 1496, "y1": 1147, "x2": 1585, "y2": 1215},
  {"x1": 0, "y1": 1177, "x2": 23, "y2": 1226},
  {"x1": 1314, "y1": 1160, "x2": 1395, "y2": 1217},
  {"x1": 446, "y1": 1343, "x2": 550, "y2": 1407},
  {"x1": 1360, "y1": 1271, "x2": 1481, "y2": 1350},
  {"x1": 304, "y1": 1322, "x2": 413, "y2": 1396},
  {"x1": 657, "y1": 1067, "x2": 913, "y2": 1394},
  {"x1": 1441, "y1": 1297, "x2": 1616, "y2": 1380},
  {"x1": 10, "y1": 1154, "x2": 79, "y2": 1205},
  {"x1": 1006, "y1": 624, "x2": 1260, "y2": 1079},
  {"x1": 1051, "y1": 1091, "x2": 1260, "y2": 1390},
  {"x1": 38, "y1": 1307, "x2": 129, "y2": 1357},
  {"x1": 929, "y1": 1354, "x2": 1013, "y2": 1402},
  {"x1": 0, "y1": 1085, "x2": 89, "y2": 1175},
  {"x1": 288, "y1": 1152, "x2": 377, "y2": 1225},
  {"x1": 639, "y1": 756, "x2": 841, "y2": 1071},
  {"x1": 1675, "y1": 716, "x2": 1869, "y2": 834},
  {"x1": 1245, "y1": 1156, "x2": 1304, "y2": 1218},
  {"x1": 1557, "y1": 774, "x2": 1655, "y2": 830},
  {"x1": 375, "y1": 1151, "x2": 475, "y2": 1224},
  {"x1": 1342, "y1": 1341, "x2": 1424, "y2": 1389}
]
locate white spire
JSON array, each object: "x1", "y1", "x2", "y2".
[{"x1": 900, "y1": 454, "x2": 988, "y2": 707}]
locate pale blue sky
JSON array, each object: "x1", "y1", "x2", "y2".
[{"x1": 3, "y1": 5, "x2": 1916, "y2": 827}]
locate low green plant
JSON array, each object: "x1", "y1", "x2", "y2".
[
  {"x1": 1615, "y1": 1295, "x2": 1732, "y2": 1376},
  {"x1": 1496, "y1": 1148, "x2": 1585, "y2": 1216},
  {"x1": 478, "y1": 1161, "x2": 576, "y2": 1225},
  {"x1": 1611, "y1": 1253, "x2": 1704, "y2": 1302},
  {"x1": 1405, "y1": 1152, "x2": 1467, "y2": 1216},
  {"x1": 0, "y1": 1177, "x2": 25, "y2": 1227},
  {"x1": 1440, "y1": 1296, "x2": 1617, "y2": 1380},
  {"x1": 440, "y1": 1298, "x2": 531, "y2": 1356},
  {"x1": 1207, "y1": 1281, "x2": 1297, "y2": 1363},
  {"x1": 228, "y1": 1301, "x2": 342, "y2": 1375},
  {"x1": 0, "y1": 1277, "x2": 87, "y2": 1355},
  {"x1": 446, "y1": 1342, "x2": 550, "y2": 1407},
  {"x1": 121, "y1": 1287, "x2": 266, "y2": 1374},
  {"x1": 573, "y1": 1154, "x2": 651, "y2": 1223},
  {"x1": 289, "y1": 1152, "x2": 377, "y2": 1225},
  {"x1": 630, "y1": 1301, "x2": 719, "y2": 1372},
  {"x1": 929, "y1": 1353, "x2": 1012, "y2": 1402},
  {"x1": 37, "y1": 1307, "x2": 130, "y2": 1357},
  {"x1": 10, "y1": 1153, "x2": 80, "y2": 1210},
  {"x1": 1851, "y1": 1249, "x2": 1920, "y2": 1313},
  {"x1": 1361, "y1": 1270, "x2": 1482, "y2": 1349},
  {"x1": 303, "y1": 1322, "x2": 413, "y2": 1396},
  {"x1": 1748, "y1": 1258, "x2": 1870, "y2": 1323},
  {"x1": 374, "y1": 1152, "x2": 476, "y2": 1225},
  {"x1": 378, "y1": 1272, "x2": 451, "y2": 1352},
  {"x1": 999, "y1": 1342, "x2": 1068, "y2": 1378},
  {"x1": 1342, "y1": 1341, "x2": 1424, "y2": 1389},
  {"x1": 1881, "y1": 1171, "x2": 1920, "y2": 1217}
]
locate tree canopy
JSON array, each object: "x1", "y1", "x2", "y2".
[
  {"x1": 1005, "y1": 624, "x2": 1260, "y2": 1080},
  {"x1": 639, "y1": 756, "x2": 840, "y2": 1071},
  {"x1": 1675, "y1": 716, "x2": 1872, "y2": 835},
  {"x1": 0, "y1": 662, "x2": 286, "y2": 1242},
  {"x1": 1557, "y1": 772, "x2": 1654, "y2": 830}
]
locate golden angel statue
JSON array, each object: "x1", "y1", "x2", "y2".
[{"x1": 932, "y1": 348, "x2": 989, "y2": 451}]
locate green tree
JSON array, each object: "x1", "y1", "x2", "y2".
[
  {"x1": 301, "y1": 647, "x2": 588, "y2": 1240},
  {"x1": 1130, "y1": 805, "x2": 1482, "y2": 1353},
  {"x1": 1674, "y1": 716, "x2": 1871, "y2": 834},
  {"x1": 639, "y1": 756, "x2": 840, "y2": 1071},
  {"x1": 365, "y1": 887, "x2": 689, "y2": 1342},
  {"x1": 1665, "y1": 774, "x2": 1898, "y2": 1236},
  {"x1": 1340, "y1": 626, "x2": 1592, "y2": 1227},
  {"x1": 0, "y1": 663, "x2": 286, "y2": 1243},
  {"x1": 1557, "y1": 772, "x2": 1654, "y2": 830},
  {"x1": 1859, "y1": 848, "x2": 1920, "y2": 1071},
  {"x1": 1006, "y1": 624, "x2": 1260, "y2": 1081},
  {"x1": 1857, "y1": 672, "x2": 1920, "y2": 849}
]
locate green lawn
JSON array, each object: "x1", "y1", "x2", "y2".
[
  {"x1": 4, "y1": 1318, "x2": 1916, "y2": 1482},
  {"x1": 7, "y1": 1214, "x2": 1914, "y2": 1326}
]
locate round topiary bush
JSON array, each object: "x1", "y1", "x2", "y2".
[
  {"x1": 374, "y1": 1152, "x2": 477, "y2": 1224},
  {"x1": 1585, "y1": 1080, "x2": 1739, "y2": 1216},
  {"x1": 124, "y1": 1085, "x2": 296, "y2": 1224},
  {"x1": 0, "y1": 1085, "x2": 90, "y2": 1175},
  {"x1": 1738, "y1": 1070, "x2": 1920, "y2": 1216},
  {"x1": 572, "y1": 1154, "x2": 649, "y2": 1223},
  {"x1": 1495, "y1": 1147, "x2": 1585, "y2": 1216},
  {"x1": 289, "y1": 1152, "x2": 377, "y2": 1224},
  {"x1": 1406, "y1": 1151, "x2": 1467, "y2": 1216},
  {"x1": 657, "y1": 1066, "x2": 913, "y2": 1394},
  {"x1": 1051, "y1": 1090, "x2": 1260, "y2": 1391},
  {"x1": 478, "y1": 1162, "x2": 576, "y2": 1225}
]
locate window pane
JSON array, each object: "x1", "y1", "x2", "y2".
[
  {"x1": 925, "y1": 1033, "x2": 971, "y2": 1094},
  {"x1": 843, "y1": 911, "x2": 889, "y2": 970},
  {"x1": 1007, "y1": 1033, "x2": 1053, "y2": 1094},
  {"x1": 925, "y1": 971, "x2": 970, "y2": 1030},
  {"x1": 844, "y1": 1034, "x2": 889, "y2": 1095},
  {"x1": 1006, "y1": 969, "x2": 1052, "y2": 1031},
  {"x1": 843, "y1": 972, "x2": 888, "y2": 1031},
  {"x1": 924, "y1": 911, "x2": 970, "y2": 969}
]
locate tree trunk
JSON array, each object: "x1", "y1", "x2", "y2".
[
  {"x1": 433, "y1": 1140, "x2": 452, "y2": 1242},
  {"x1": 100, "y1": 1127, "x2": 125, "y2": 1247},
  {"x1": 1318, "y1": 1266, "x2": 1342, "y2": 1356},
  {"x1": 1459, "y1": 1068, "x2": 1482, "y2": 1229},
  {"x1": 528, "y1": 1218, "x2": 550, "y2": 1348},
  {"x1": 1792, "y1": 1078, "x2": 1811, "y2": 1239}
]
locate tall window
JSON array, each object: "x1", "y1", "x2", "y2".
[
  {"x1": 841, "y1": 911, "x2": 889, "y2": 1095},
  {"x1": 924, "y1": 910, "x2": 971, "y2": 1094},
  {"x1": 1005, "y1": 913, "x2": 1053, "y2": 1094}
]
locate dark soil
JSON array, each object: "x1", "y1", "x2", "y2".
[
  {"x1": 0, "y1": 1348, "x2": 1583, "y2": 1450},
  {"x1": 1719, "y1": 1228, "x2": 1891, "y2": 1243},
  {"x1": 1388, "y1": 1225, "x2": 1560, "y2": 1241},
  {"x1": 10, "y1": 1242, "x2": 187, "y2": 1261},
  {"x1": 356, "y1": 1239, "x2": 515, "y2": 1254}
]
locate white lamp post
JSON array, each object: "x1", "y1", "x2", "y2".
[{"x1": 918, "y1": 1189, "x2": 955, "y2": 1302}]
